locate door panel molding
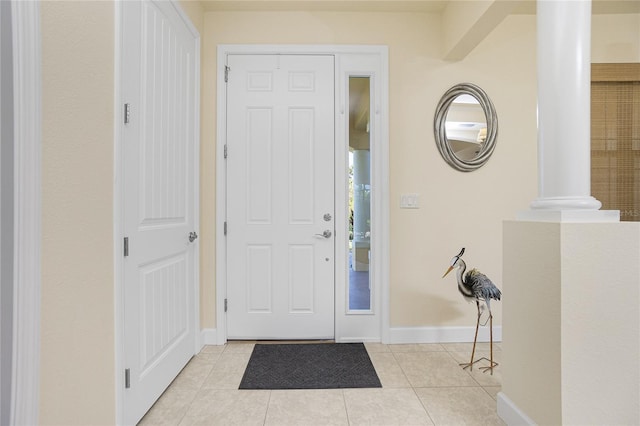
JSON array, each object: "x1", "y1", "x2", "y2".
[{"x1": 216, "y1": 45, "x2": 389, "y2": 344}]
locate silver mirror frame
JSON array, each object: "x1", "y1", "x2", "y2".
[{"x1": 434, "y1": 83, "x2": 498, "y2": 172}]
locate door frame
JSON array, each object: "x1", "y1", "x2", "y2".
[
  {"x1": 114, "y1": 1, "x2": 201, "y2": 423},
  {"x1": 216, "y1": 45, "x2": 389, "y2": 344},
  {"x1": 0, "y1": 1, "x2": 41, "y2": 423}
]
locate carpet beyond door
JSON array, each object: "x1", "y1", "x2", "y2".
[{"x1": 239, "y1": 343, "x2": 382, "y2": 390}]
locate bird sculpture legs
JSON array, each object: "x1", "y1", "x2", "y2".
[
  {"x1": 459, "y1": 301, "x2": 481, "y2": 371},
  {"x1": 478, "y1": 312, "x2": 498, "y2": 375},
  {"x1": 459, "y1": 301, "x2": 498, "y2": 374}
]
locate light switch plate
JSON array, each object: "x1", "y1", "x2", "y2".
[{"x1": 400, "y1": 193, "x2": 420, "y2": 209}]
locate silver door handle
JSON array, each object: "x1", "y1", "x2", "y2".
[
  {"x1": 189, "y1": 231, "x2": 198, "y2": 243},
  {"x1": 315, "y1": 230, "x2": 332, "y2": 239}
]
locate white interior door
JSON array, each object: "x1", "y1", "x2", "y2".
[
  {"x1": 226, "y1": 54, "x2": 335, "y2": 339},
  {"x1": 121, "y1": 1, "x2": 199, "y2": 423}
]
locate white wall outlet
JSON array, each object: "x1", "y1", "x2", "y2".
[{"x1": 400, "y1": 193, "x2": 420, "y2": 209}]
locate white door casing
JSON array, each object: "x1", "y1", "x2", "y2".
[
  {"x1": 226, "y1": 54, "x2": 335, "y2": 339},
  {"x1": 217, "y1": 46, "x2": 389, "y2": 344},
  {"x1": 334, "y1": 53, "x2": 388, "y2": 342},
  {"x1": 118, "y1": 1, "x2": 199, "y2": 424},
  {"x1": 1, "y1": 1, "x2": 41, "y2": 423}
]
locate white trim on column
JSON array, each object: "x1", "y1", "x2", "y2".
[
  {"x1": 10, "y1": 1, "x2": 42, "y2": 424},
  {"x1": 497, "y1": 392, "x2": 536, "y2": 425}
]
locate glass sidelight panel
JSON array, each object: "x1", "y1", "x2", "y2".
[{"x1": 348, "y1": 77, "x2": 371, "y2": 311}]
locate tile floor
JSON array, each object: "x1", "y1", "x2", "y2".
[{"x1": 139, "y1": 342, "x2": 505, "y2": 426}]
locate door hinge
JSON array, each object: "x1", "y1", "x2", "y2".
[
  {"x1": 124, "y1": 368, "x2": 131, "y2": 389},
  {"x1": 124, "y1": 103, "x2": 131, "y2": 124},
  {"x1": 123, "y1": 237, "x2": 129, "y2": 257},
  {"x1": 224, "y1": 221, "x2": 227, "y2": 236},
  {"x1": 224, "y1": 65, "x2": 230, "y2": 83},
  {"x1": 224, "y1": 144, "x2": 228, "y2": 159},
  {"x1": 224, "y1": 298, "x2": 228, "y2": 313}
]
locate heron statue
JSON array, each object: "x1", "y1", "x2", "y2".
[{"x1": 442, "y1": 247, "x2": 501, "y2": 374}]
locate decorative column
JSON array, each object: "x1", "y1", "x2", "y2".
[
  {"x1": 499, "y1": 2, "x2": 638, "y2": 424},
  {"x1": 530, "y1": 0, "x2": 602, "y2": 211}
]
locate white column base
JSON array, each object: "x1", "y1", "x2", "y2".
[
  {"x1": 517, "y1": 209, "x2": 619, "y2": 223},
  {"x1": 497, "y1": 392, "x2": 536, "y2": 426},
  {"x1": 529, "y1": 196, "x2": 602, "y2": 211}
]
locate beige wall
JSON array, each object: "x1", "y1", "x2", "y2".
[
  {"x1": 592, "y1": 14, "x2": 640, "y2": 62},
  {"x1": 40, "y1": 1, "x2": 115, "y2": 424},
  {"x1": 180, "y1": 0, "x2": 210, "y2": 332},
  {"x1": 200, "y1": 11, "x2": 542, "y2": 329}
]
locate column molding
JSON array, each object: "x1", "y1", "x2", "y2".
[{"x1": 530, "y1": 0, "x2": 604, "y2": 213}]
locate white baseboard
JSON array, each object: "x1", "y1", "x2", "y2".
[
  {"x1": 497, "y1": 392, "x2": 536, "y2": 425},
  {"x1": 336, "y1": 336, "x2": 382, "y2": 343},
  {"x1": 388, "y1": 326, "x2": 502, "y2": 344},
  {"x1": 200, "y1": 326, "x2": 501, "y2": 346},
  {"x1": 200, "y1": 328, "x2": 219, "y2": 347}
]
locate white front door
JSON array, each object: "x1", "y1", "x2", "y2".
[
  {"x1": 121, "y1": 1, "x2": 199, "y2": 423},
  {"x1": 226, "y1": 54, "x2": 335, "y2": 339}
]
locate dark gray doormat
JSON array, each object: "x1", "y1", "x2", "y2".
[{"x1": 239, "y1": 343, "x2": 382, "y2": 390}]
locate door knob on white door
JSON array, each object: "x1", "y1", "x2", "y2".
[
  {"x1": 189, "y1": 231, "x2": 198, "y2": 242},
  {"x1": 315, "y1": 230, "x2": 332, "y2": 238}
]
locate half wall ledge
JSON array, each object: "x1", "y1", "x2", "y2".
[{"x1": 517, "y1": 209, "x2": 619, "y2": 223}]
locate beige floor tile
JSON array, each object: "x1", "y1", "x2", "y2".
[
  {"x1": 395, "y1": 352, "x2": 477, "y2": 387},
  {"x1": 179, "y1": 389, "x2": 270, "y2": 426},
  {"x1": 447, "y1": 350, "x2": 502, "y2": 387},
  {"x1": 197, "y1": 345, "x2": 225, "y2": 361},
  {"x1": 212, "y1": 352, "x2": 251, "y2": 371},
  {"x1": 415, "y1": 387, "x2": 505, "y2": 426},
  {"x1": 199, "y1": 345, "x2": 226, "y2": 355},
  {"x1": 364, "y1": 342, "x2": 391, "y2": 353},
  {"x1": 142, "y1": 341, "x2": 510, "y2": 426},
  {"x1": 389, "y1": 344, "x2": 446, "y2": 353},
  {"x1": 441, "y1": 342, "x2": 501, "y2": 353},
  {"x1": 344, "y1": 388, "x2": 434, "y2": 426},
  {"x1": 223, "y1": 342, "x2": 256, "y2": 353},
  {"x1": 199, "y1": 351, "x2": 251, "y2": 390},
  {"x1": 483, "y1": 386, "x2": 502, "y2": 400},
  {"x1": 194, "y1": 351, "x2": 223, "y2": 363},
  {"x1": 265, "y1": 389, "x2": 348, "y2": 426},
  {"x1": 170, "y1": 356, "x2": 215, "y2": 390},
  {"x1": 139, "y1": 386, "x2": 198, "y2": 426},
  {"x1": 201, "y1": 368, "x2": 245, "y2": 390},
  {"x1": 368, "y1": 352, "x2": 411, "y2": 388}
]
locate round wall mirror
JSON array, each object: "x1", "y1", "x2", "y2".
[{"x1": 434, "y1": 83, "x2": 498, "y2": 172}]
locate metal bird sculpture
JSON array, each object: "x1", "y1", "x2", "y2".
[{"x1": 442, "y1": 247, "x2": 501, "y2": 374}]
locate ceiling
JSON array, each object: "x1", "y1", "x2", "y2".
[
  {"x1": 198, "y1": 0, "x2": 640, "y2": 14},
  {"x1": 199, "y1": 0, "x2": 449, "y2": 12}
]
